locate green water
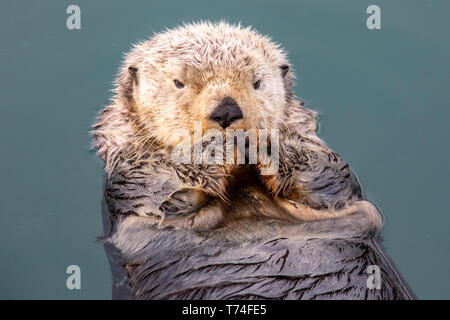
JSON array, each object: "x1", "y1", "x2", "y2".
[{"x1": 0, "y1": 0, "x2": 449, "y2": 299}]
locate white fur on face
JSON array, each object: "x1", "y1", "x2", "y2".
[{"x1": 123, "y1": 22, "x2": 291, "y2": 147}]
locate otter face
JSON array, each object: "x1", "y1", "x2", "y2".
[{"x1": 120, "y1": 22, "x2": 292, "y2": 147}]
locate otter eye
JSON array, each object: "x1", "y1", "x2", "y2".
[
  {"x1": 173, "y1": 79, "x2": 185, "y2": 89},
  {"x1": 253, "y1": 80, "x2": 261, "y2": 90}
]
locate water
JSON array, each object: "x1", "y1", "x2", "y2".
[{"x1": 0, "y1": 0, "x2": 449, "y2": 299}]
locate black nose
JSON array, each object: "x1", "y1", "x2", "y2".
[{"x1": 210, "y1": 97, "x2": 243, "y2": 129}]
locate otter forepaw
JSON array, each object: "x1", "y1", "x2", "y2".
[
  {"x1": 158, "y1": 200, "x2": 224, "y2": 231},
  {"x1": 158, "y1": 187, "x2": 211, "y2": 218}
]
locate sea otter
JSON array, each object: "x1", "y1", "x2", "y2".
[
  {"x1": 93, "y1": 22, "x2": 381, "y2": 232},
  {"x1": 93, "y1": 22, "x2": 414, "y2": 299}
]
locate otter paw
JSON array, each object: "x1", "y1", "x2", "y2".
[
  {"x1": 158, "y1": 200, "x2": 224, "y2": 231},
  {"x1": 159, "y1": 187, "x2": 211, "y2": 218}
]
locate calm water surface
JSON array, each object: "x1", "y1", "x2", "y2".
[{"x1": 0, "y1": 0, "x2": 449, "y2": 299}]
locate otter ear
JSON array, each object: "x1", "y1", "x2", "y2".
[
  {"x1": 117, "y1": 65, "x2": 139, "y2": 109},
  {"x1": 128, "y1": 66, "x2": 138, "y2": 84},
  {"x1": 280, "y1": 64, "x2": 294, "y2": 102},
  {"x1": 280, "y1": 64, "x2": 289, "y2": 78}
]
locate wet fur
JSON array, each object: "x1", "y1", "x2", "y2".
[
  {"x1": 94, "y1": 22, "x2": 416, "y2": 300},
  {"x1": 93, "y1": 21, "x2": 382, "y2": 233}
]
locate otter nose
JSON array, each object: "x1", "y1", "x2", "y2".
[{"x1": 210, "y1": 97, "x2": 243, "y2": 129}]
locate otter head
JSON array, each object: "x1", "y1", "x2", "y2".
[{"x1": 117, "y1": 22, "x2": 293, "y2": 148}]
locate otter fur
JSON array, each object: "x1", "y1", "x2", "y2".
[
  {"x1": 93, "y1": 22, "x2": 381, "y2": 232},
  {"x1": 93, "y1": 22, "x2": 414, "y2": 299}
]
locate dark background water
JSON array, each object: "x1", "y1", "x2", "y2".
[{"x1": 0, "y1": 0, "x2": 449, "y2": 299}]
